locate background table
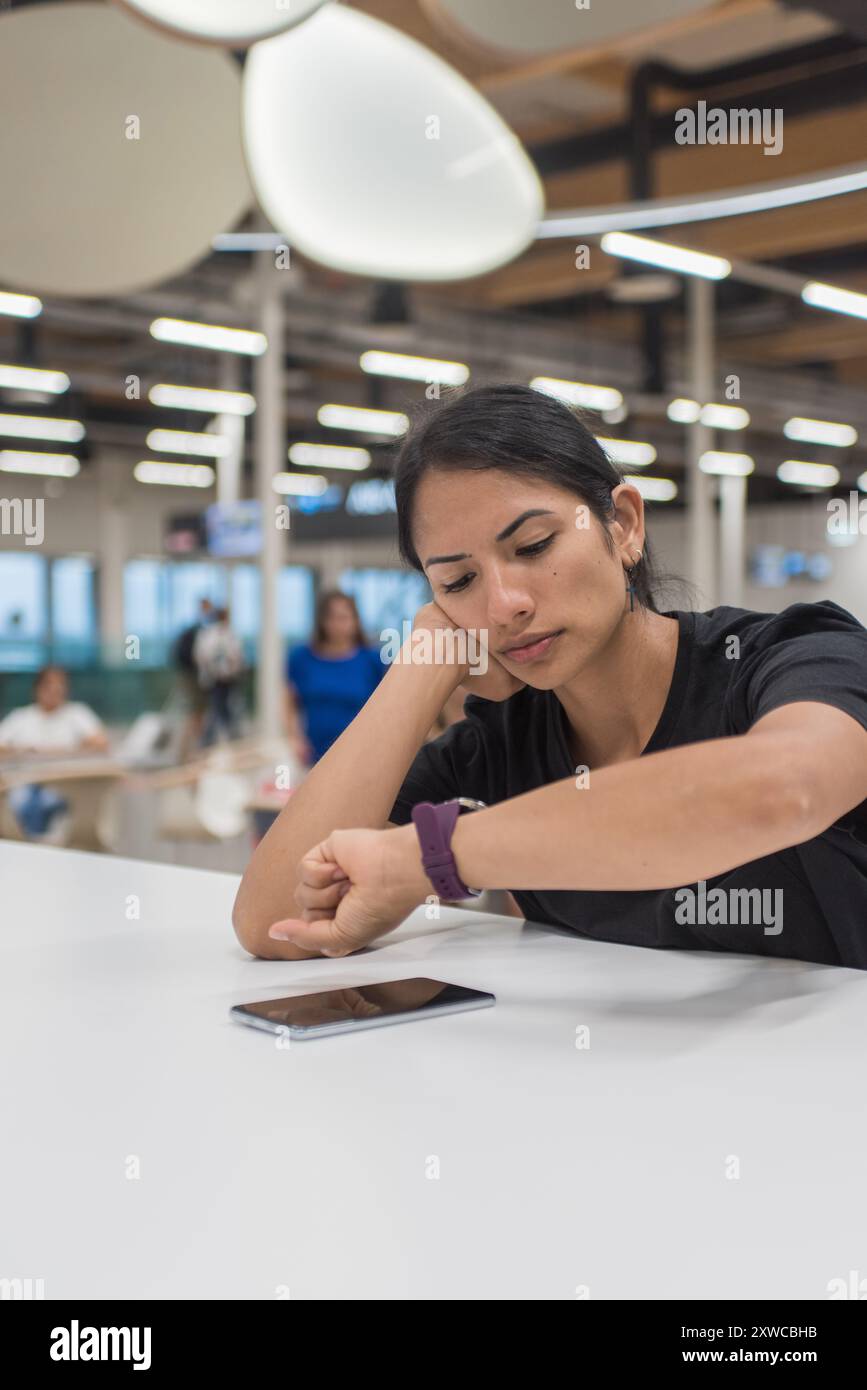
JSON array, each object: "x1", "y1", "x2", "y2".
[{"x1": 1, "y1": 839, "x2": 865, "y2": 1300}]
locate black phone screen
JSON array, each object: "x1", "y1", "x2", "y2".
[{"x1": 233, "y1": 978, "x2": 493, "y2": 1031}]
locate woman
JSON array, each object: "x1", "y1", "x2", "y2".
[
  {"x1": 234, "y1": 384, "x2": 867, "y2": 968},
  {"x1": 284, "y1": 590, "x2": 386, "y2": 765},
  {"x1": 0, "y1": 665, "x2": 108, "y2": 835}
]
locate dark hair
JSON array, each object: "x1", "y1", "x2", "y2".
[
  {"x1": 395, "y1": 383, "x2": 666, "y2": 612},
  {"x1": 313, "y1": 589, "x2": 365, "y2": 648},
  {"x1": 33, "y1": 664, "x2": 67, "y2": 694}
]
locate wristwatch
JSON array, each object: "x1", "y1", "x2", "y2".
[{"x1": 410, "y1": 797, "x2": 487, "y2": 901}]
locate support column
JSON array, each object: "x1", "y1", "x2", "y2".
[
  {"x1": 719, "y1": 474, "x2": 746, "y2": 606},
  {"x1": 253, "y1": 254, "x2": 284, "y2": 741},
  {"x1": 216, "y1": 355, "x2": 243, "y2": 505},
  {"x1": 97, "y1": 451, "x2": 127, "y2": 664},
  {"x1": 686, "y1": 277, "x2": 717, "y2": 607}
]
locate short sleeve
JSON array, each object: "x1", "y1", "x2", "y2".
[
  {"x1": 388, "y1": 715, "x2": 497, "y2": 825},
  {"x1": 734, "y1": 603, "x2": 867, "y2": 734},
  {"x1": 70, "y1": 704, "x2": 103, "y2": 739},
  {"x1": 0, "y1": 708, "x2": 25, "y2": 745},
  {"x1": 286, "y1": 644, "x2": 306, "y2": 691}
]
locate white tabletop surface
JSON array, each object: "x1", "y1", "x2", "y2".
[{"x1": 2, "y1": 839, "x2": 865, "y2": 1301}]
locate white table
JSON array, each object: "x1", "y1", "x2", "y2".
[{"x1": 2, "y1": 840, "x2": 865, "y2": 1301}]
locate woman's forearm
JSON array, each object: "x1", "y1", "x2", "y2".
[
  {"x1": 233, "y1": 657, "x2": 462, "y2": 956},
  {"x1": 448, "y1": 730, "x2": 811, "y2": 893}
]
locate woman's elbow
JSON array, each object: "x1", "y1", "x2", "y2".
[
  {"x1": 231, "y1": 890, "x2": 323, "y2": 961},
  {"x1": 232, "y1": 892, "x2": 265, "y2": 957}
]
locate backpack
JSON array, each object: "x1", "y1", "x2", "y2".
[
  {"x1": 174, "y1": 623, "x2": 199, "y2": 673},
  {"x1": 197, "y1": 627, "x2": 243, "y2": 684}
]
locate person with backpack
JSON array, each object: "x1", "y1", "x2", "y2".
[
  {"x1": 194, "y1": 606, "x2": 245, "y2": 746},
  {"x1": 173, "y1": 597, "x2": 213, "y2": 758}
]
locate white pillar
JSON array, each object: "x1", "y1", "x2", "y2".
[
  {"x1": 719, "y1": 474, "x2": 746, "y2": 606},
  {"x1": 686, "y1": 277, "x2": 717, "y2": 608},
  {"x1": 253, "y1": 253, "x2": 284, "y2": 740},
  {"x1": 97, "y1": 451, "x2": 127, "y2": 662},
  {"x1": 216, "y1": 355, "x2": 243, "y2": 505}
]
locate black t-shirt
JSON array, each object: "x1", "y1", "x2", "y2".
[{"x1": 389, "y1": 601, "x2": 867, "y2": 969}]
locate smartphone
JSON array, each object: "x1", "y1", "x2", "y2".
[{"x1": 230, "y1": 977, "x2": 495, "y2": 1041}]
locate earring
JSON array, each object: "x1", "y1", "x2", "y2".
[{"x1": 625, "y1": 548, "x2": 641, "y2": 612}]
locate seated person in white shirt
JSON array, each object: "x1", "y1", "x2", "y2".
[{"x1": 0, "y1": 666, "x2": 108, "y2": 836}]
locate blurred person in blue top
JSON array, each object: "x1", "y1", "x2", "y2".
[{"x1": 284, "y1": 590, "x2": 386, "y2": 766}]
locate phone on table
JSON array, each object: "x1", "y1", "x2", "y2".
[{"x1": 230, "y1": 977, "x2": 495, "y2": 1041}]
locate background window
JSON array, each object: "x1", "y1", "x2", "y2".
[
  {"x1": 278, "y1": 566, "x2": 315, "y2": 644},
  {"x1": 51, "y1": 556, "x2": 97, "y2": 665},
  {"x1": 0, "y1": 553, "x2": 48, "y2": 670},
  {"x1": 123, "y1": 559, "x2": 315, "y2": 664},
  {"x1": 339, "y1": 568, "x2": 430, "y2": 642}
]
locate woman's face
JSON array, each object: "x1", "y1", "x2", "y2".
[
  {"x1": 412, "y1": 468, "x2": 644, "y2": 689},
  {"x1": 36, "y1": 669, "x2": 68, "y2": 710},
  {"x1": 323, "y1": 599, "x2": 358, "y2": 645}
]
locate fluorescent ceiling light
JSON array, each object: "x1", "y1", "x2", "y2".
[
  {"x1": 288, "y1": 442, "x2": 371, "y2": 470},
  {"x1": 212, "y1": 232, "x2": 289, "y2": 251},
  {"x1": 667, "y1": 398, "x2": 701, "y2": 424},
  {"x1": 134, "y1": 461, "x2": 215, "y2": 487},
  {"x1": 0, "y1": 413, "x2": 84, "y2": 442},
  {"x1": 700, "y1": 403, "x2": 750, "y2": 430},
  {"x1": 858, "y1": 471, "x2": 867, "y2": 492},
  {"x1": 601, "y1": 232, "x2": 730, "y2": 280},
  {"x1": 623, "y1": 475, "x2": 677, "y2": 502},
  {"x1": 699, "y1": 451, "x2": 754, "y2": 476},
  {"x1": 668, "y1": 399, "x2": 749, "y2": 428},
  {"x1": 360, "y1": 351, "x2": 469, "y2": 386},
  {"x1": 596, "y1": 436, "x2": 656, "y2": 467},
  {"x1": 149, "y1": 317, "x2": 267, "y2": 355},
  {"x1": 146, "y1": 428, "x2": 231, "y2": 458},
  {"x1": 0, "y1": 449, "x2": 79, "y2": 477},
  {"x1": 272, "y1": 471, "x2": 329, "y2": 496},
  {"x1": 0, "y1": 291, "x2": 42, "y2": 319},
  {"x1": 537, "y1": 162, "x2": 867, "y2": 237},
  {"x1": 802, "y1": 281, "x2": 867, "y2": 321},
  {"x1": 784, "y1": 416, "x2": 857, "y2": 448},
  {"x1": 149, "y1": 384, "x2": 256, "y2": 415},
  {"x1": 0, "y1": 365, "x2": 69, "y2": 393},
  {"x1": 530, "y1": 376, "x2": 623, "y2": 412},
  {"x1": 777, "y1": 460, "x2": 840, "y2": 487},
  {"x1": 317, "y1": 403, "x2": 408, "y2": 436}
]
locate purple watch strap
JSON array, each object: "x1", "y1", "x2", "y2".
[{"x1": 411, "y1": 799, "x2": 481, "y2": 900}]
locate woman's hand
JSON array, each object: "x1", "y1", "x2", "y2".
[
  {"x1": 413, "y1": 601, "x2": 525, "y2": 703},
  {"x1": 267, "y1": 824, "x2": 432, "y2": 957}
]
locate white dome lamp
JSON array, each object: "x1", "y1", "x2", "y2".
[
  {"x1": 113, "y1": 0, "x2": 328, "y2": 48},
  {"x1": 242, "y1": 5, "x2": 545, "y2": 282},
  {"x1": 422, "y1": 0, "x2": 713, "y2": 57},
  {"x1": 0, "y1": 3, "x2": 252, "y2": 297}
]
